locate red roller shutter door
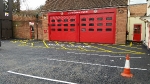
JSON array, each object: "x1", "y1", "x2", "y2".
[
  {"x1": 80, "y1": 13, "x2": 115, "y2": 44},
  {"x1": 50, "y1": 15, "x2": 77, "y2": 42}
]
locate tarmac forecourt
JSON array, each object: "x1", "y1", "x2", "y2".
[{"x1": 0, "y1": 39, "x2": 148, "y2": 84}]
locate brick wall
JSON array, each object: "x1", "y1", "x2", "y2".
[
  {"x1": 13, "y1": 14, "x2": 48, "y2": 40},
  {"x1": 13, "y1": 21, "x2": 31, "y2": 39},
  {"x1": 41, "y1": 14, "x2": 49, "y2": 41},
  {"x1": 116, "y1": 7, "x2": 128, "y2": 44},
  {"x1": 130, "y1": 3, "x2": 147, "y2": 17}
]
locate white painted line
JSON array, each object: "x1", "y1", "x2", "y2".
[
  {"x1": 67, "y1": 52, "x2": 75, "y2": 53},
  {"x1": 81, "y1": 53, "x2": 86, "y2": 54},
  {"x1": 90, "y1": 54, "x2": 99, "y2": 55},
  {"x1": 47, "y1": 58, "x2": 147, "y2": 71},
  {"x1": 7, "y1": 71, "x2": 77, "y2": 84},
  {"x1": 67, "y1": 52, "x2": 142, "y2": 58},
  {"x1": 48, "y1": 44, "x2": 90, "y2": 48},
  {"x1": 109, "y1": 56, "x2": 125, "y2": 57},
  {"x1": 130, "y1": 57, "x2": 142, "y2": 58}
]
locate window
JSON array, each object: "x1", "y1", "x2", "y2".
[
  {"x1": 64, "y1": 28, "x2": 68, "y2": 31},
  {"x1": 51, "y1": 24, "x2": 55, "y2": 26},
  {"x1": 106, "y1": 23, "x2": 112, "y2": 26},
  {"x1": 51, "y1": 19, "x2": 55, "y2": 22},
  {"x1": 97, "y1": 28, "x2": 102, "y2": 31},
  {"x1": 89, "y1": 28, "x2": 94, "y2": 31},
  {"x1": 89, "y1": 23, "x2": 94, "y2": 26},
  {"x1": 97, "y1": 17, "x2": 103, "y2": 21},
  {"x1": 70, "y1": 28, "x2": 75, "y2": 31},
  {"x1": 64, "y1": 24, "x2": 68, "y2": 26},
  {"x1": 106, "y1": 28, "x2": 112, "y2": 31},
  {"x1": 58, "y1": 28, "x2": 62, "y2": 31},
  {"x1": 57, "y1": 24, "x2": 61, "y2": 26},
  {"x1": 81, "y1": 18, "x2": 86, "y2": 21},
  {"x1": 70, "y1": 24, "x2": 75, "y2": 26},
  {"x1": 70, "y1": 19, "x2": 75, "y2": 22},
  {"x1": 3, "y1": 0, "x2": 9, "y2": 10},
  {"x1": 81, "y1": 24, "x2": 86, "y2": 26},
  {"x1": 97, "y1": 23, "x2": 103, "y2": 26},
  {"x1": 57, "y1": 19, "x2": 62, "y2": 22},
  {"x1": 89, "y1": 18, "x2": 94, "y2": 21},
  {"x1": 134, "y1": 25, "x2": 141, "y2": 33},
  {"x1": 106, "y1": 17, "x2": 112, "y2": 20},
  {"x1": 64, "y1": 19, "x2": 68, "y2": 22},
  {"x1": 81, "y1": 28, "x2": 86, "y2": 32},
  {"x1": 51, "y1": 28, "x2": 55, "y2": 31}
]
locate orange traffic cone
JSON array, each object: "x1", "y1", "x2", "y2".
[{"x1": 121, "y1": 54, "x2": 133, "y2": 78}]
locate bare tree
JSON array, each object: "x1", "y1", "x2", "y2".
[{"x1": 13, "y1": 0, "x2": 20, "y2": 12}]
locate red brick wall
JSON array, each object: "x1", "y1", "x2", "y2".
[
  {"x1": 130, "y1": 4, "x2": 147, "y2": 17},
  {"x1": 13, "y1": 14, "x2": 47, "y2": 40},
  {"x1": 116, "y1": 7, "x2": 128, "y2": 44},
  {"x1": 13, "y1": 21, "x2": 31, "y2": 39},
  {"x1": 13, "y1": 14, "x2": 37, "y2": 39},
  {"x1": 41, "y1": 14, "x2": 49, "y2": 41}
]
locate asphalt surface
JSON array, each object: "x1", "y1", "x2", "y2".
[{"x1": 0, "y1": 39, "x2": 150, "y2": 84}]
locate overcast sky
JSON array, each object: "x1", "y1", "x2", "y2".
[
  {"x1": 21, "y1": 0, "x2": 46, "y2": 10},
  {"x1": 21, "y1": 0, "x2": 147, "y2": 10},
  {"x1": 130, "y1": 0, "x2": 146, "y2": 4}
]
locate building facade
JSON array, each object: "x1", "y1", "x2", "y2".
[
  {"x1": 140, "y1": 0, "x2": 150, "y2": 49},
  {"x1": 44, "y1": 0, "x2": 128, "y2": 44},
  {"x1": 127, "y1": 3, "x2": 147, "y2": 42},
  {"x1": 13, "y1": 0, "x2": 128, "y2": 44}
]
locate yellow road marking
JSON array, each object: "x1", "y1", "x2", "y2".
[
  {"x1": 69, "y1": 43, "x2": 74, "y2": 46},
  {"x1": 11, "y1": 40, "x2": 145, "y2": 54},
  {"x1": 84, "y1": 43, "x2": 112, "y2": 52},
  {"x1": 43, "y1": 40, "x2": 49, "y2": 48},
  {"x1": 102, "y1": 45, "x2": 144, "y2": 54}
]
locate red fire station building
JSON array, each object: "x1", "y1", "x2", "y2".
[{"x1": 44, "y1": 0, "x2": 128, "y2": 44}]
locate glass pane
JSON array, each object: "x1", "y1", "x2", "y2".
[
  {"x1": 57, "y1": 19, "x2": 61, "y2": 22},
  {"x1": 81, "y1": 18, "x2": 86, "y2": 21},
  {"x1": 51, "y1": 19, "x2": 55, "y2": 22},
  {"x1": 51, "y1": 24, "x2": 55, "y2": 26},
  {"x1": 70, "y1": 24, "x2": 75, "y2": 26},
  {"x1": 81, "y1": 24, "x2": 86, "y2": 26},
  {"x1": 89, "y1": 23, "x2": 94, "y2": 26},
  {"x1": 81, "y1": 28, "x2": 86, "y2": 32},
  {"x1": 89, "y1": 28, "x2": 94, "y2": 31},
  {"x1": 97, "y1": 23, "x2": 103, "y2": 26},
  {"x1": 64, "y1": 19, "x2": 68, "y2": 22},
  {"x1": 106, "y1": 23, "x2": 112, "y2": 26},
  {"x1": 64, "y1": 24, "x2": 68, "y2": 26},
  {"x1": 51, "y1": 28, "x2": 55, "y2": 31},
  {"x1": 64, "y1": 28, "x2": 68, "y2": 31},
  {"x1": 3, "y1": 0, "x2": 9, "y2": 10},
  {"x1": 70, "y1": 19, "x2": 75, "y2": 22},
  {"x1": 106, "y1": 28, "x2": 112, "y2": 31},
  {"x1": 97, "y1": 28, "x2": 102, "y2": 31},
  {"x1": 106, "y1": 17, "x2": 112, "y2": 20},
  {"x1": 89, "y1": 18, "x2": 94, "y2": 21},
  {"x1": 97, "y1": 17, "x2": 103, "y2": 21},
  {"x1": 58, "y1": 28, "x2": 62, "y2": 31},
  {"x1": 57, "y1": 24, "x2": 61, "y2": 26},
  {"x1": 70, "y1": 28, "x2": 75, "y2": 31}
]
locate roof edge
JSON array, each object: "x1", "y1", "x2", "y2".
[{"x1": 47, "y1": 6, "x2": 128, "y2": 12}]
